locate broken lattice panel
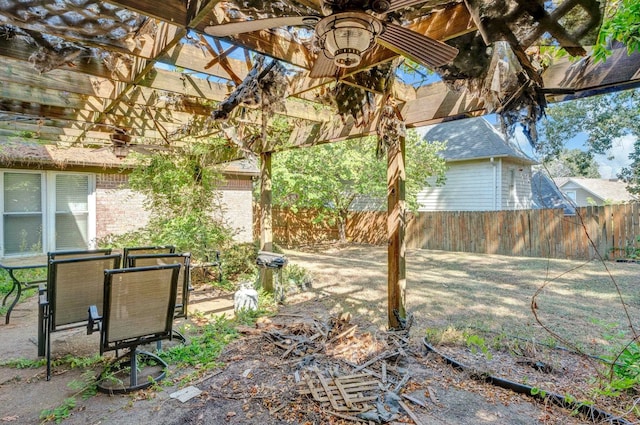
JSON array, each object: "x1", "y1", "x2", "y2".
[{"x1": 298, "y1": 371, "x2": 380, "y2": 412}]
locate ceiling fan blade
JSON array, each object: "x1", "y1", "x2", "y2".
[
  {"x1": 309, "y1": 53, "x2": 340, "y2": 78},
  {"x1": 204, "y1": 16, "x2": 318, "y2": 37},
  {"x1": 387, "y1": 0, "x2": 429, "y2": 13},
  {"x1": 376, "y1": 23, "x2": 458, "y2": 68}
]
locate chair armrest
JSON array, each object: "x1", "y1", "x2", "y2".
[{"x1": 87, "y1": 305, "x2": 102, "y2": 334}]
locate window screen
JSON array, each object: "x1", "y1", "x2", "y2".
[
  {"x1": 55, "y1": 174, "x2": 89, "y2": 250},
  {"x1": 3, "y1": 173, "x2": 43, "y2": 255}
]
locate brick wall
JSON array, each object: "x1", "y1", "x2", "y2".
[
  {"x1": 95, "y1": 173, "x2": 150, "y2": 239},
  {"x1": 218, "y1": 177, "x2": 254, "y2": 243},
  {"x1": 96, "y1": 173, "x2": 255, "y2": 243}
]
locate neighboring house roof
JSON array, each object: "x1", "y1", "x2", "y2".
[
  {"x1": 220, "y1": 157, "x2": 259, "y2": 176},
  {"x1": 0, "y1": 140, "x2": 259, "y2": 176},
  {"x1": 555, "y1": 177, "x2": 637, "y2": 203},
  {"x1": 423, "y1": 117, "x2": 537, "y2": 164},
  {"x1": 531, "y1": 171, "x2": 575, "y2": 215}
]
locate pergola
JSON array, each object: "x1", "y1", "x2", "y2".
[{"x1": 0, "y1": 0, "x2": 639, "y2": 328}]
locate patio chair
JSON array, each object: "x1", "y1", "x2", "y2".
[
  {"x1": 37, "y1": 249, "x2": 114, "y2": 356},
  {"x1": 87, "y1": 264, "x2": 181, "y2": 394},
  {"x1": 40, "y1": 254, "x2": 122, "y2": 380},
  {"x1": 122, "y1": 245, "x2": 175, "y2": 267},
  {"x1": 126, "y1": 252, "x2": 191, "y2": 320}
]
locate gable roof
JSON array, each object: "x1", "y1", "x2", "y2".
[
  {"x1": 422, "y1": 117, "x2": 537, "y2": 164},
  {"x1": 531, "y1": 171, "x2": 575, "y2": 215},
  {"x1": 555, "y1": 177, "x2": 637, "y2": 203}
]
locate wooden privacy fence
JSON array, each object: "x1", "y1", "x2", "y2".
[{"x1": 255, "y1": 203, "x2": 640, "y2": 260}]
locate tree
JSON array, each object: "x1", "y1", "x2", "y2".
[
  {"x1": 541, "y1": 148, "x2": 601, "y2": 178},
  {"x1": 592, "y1": 0, "x2": 640, "y2": 63},
  {"x1": 271, "y1": 130, "x2": 447, "y2": 242},
  {"x1": 537, "y1": 88, "x2": 640, "y2": 191},
  {"x1": 114, "y1": 143, "x2": 234, "y2": 262}
]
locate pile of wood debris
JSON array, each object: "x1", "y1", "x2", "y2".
[{"x1": 229, "y1": 312, "x2": 433, "y2": 424}]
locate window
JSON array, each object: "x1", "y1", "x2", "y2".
[
  {"x1": 1, "y1": 171, "x2": 95, "y2": 257},
  {"x1": 565, "y1": 190, "x2": 577, "y2": 203},
  {"x1": 53, "y1": 174, "x2": 90, "y2": 250},
  {"x1": 3, "y1": 172, "x2": 43, "y2": 255}
]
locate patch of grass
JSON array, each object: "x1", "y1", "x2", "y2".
[
  {"x1": 159, "y1": 315, "x2": 238, "y2": 374},
  {"x1": 0, "y1": 357, "x2": 47, "y2": 369},
  {"x1": 40, "y1": 397, "x2": 76, "y2": 424},
  {"x1": 425, "y1": 326, "x2": 466, "y2": 345},
  {"x1": 40, "y1": 370, "x2": 98, "y2": 424}
]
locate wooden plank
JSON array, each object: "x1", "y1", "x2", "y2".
[
  {"x1": 0, "y1": 81, "x2": 104, "y2": 113},
  {"x1": 316, "y1": 371, "x2": 342, "y2": 411},
  {"x1": 105, "y1": 0, "x2": 189, "y2": 27},
  {"x1": 387, "y1": 135, "x2": 406, "y2": 329},
  {"x1": 0, "y1": 56, "x2": 116, "y2": 98},
  {"x1": 542, "y1": 44, "x2": 640, "y2": 101},
  {"x1": 0, "y1": 36, "x2": 130, "y2": 82}
]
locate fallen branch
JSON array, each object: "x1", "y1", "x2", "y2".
[
  {"x1": 398, "y1": 399, "x2": 425, "y2": 425},
  {"x1": 354, "y1": 350, "x2": 400, "y2": 372}
]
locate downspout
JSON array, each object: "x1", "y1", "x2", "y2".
[{"x1": 490, "y1": 157, "x2": 497, "y2": 210}]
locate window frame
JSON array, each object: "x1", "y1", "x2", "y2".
[{"x1": 0, "y1": 169, "x2": 96, "y2": 257}]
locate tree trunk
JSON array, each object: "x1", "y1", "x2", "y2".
[{"x1": 337, "y1": 210, "x2": 348, "y2": 243}]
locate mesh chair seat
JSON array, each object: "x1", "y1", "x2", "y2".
[
  {"x1": 40, "y1": 254, "x2": 122, "y2": 380},
  {"x1": 88, "y1": 264, "x2": 181, "y2": 394},
  {"x1": 126, "y1": 252, "x2": 191, "y2": 319}
]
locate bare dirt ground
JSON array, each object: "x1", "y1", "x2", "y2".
[{"x1": 2, "y1": 245, "x2": 639, "y2": 424}]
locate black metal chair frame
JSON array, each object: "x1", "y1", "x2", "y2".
[
  {"x1": 87, "y1": 264, "x2": 180, "y2": 394},
  {"x1": 40, "y1": 253, "x2": 122, "y2": 380},
  {"x1": 36, "y1": 249, "x2": 113, "y2": 355},
  {"x1": 122, "y1": 245, "x2": 175, "y2": 267}
]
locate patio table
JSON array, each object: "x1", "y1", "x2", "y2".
[{"x1": 1, "y1": 256, "x2": 47, "y2": 324}]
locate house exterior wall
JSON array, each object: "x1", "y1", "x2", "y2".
[
  {"x1": 417, "y1": 159, "x2": 498, "y2": 211},
  {"x1": 96, "y1": 172, "x2": 255, "y2": 243},
  {"x1": 560, "y1": 182, "x2": 603, "y2": 206},
  {"x1": 95, "y1": 173, "x2": 150, "y2": 240},
  {"x1": 5, "y1": 170, "x2": 255, "y2": 251},
  {"x1": 500, "y1": 161, "x2": 534, "y2": 209},
  {"x1": 217, "y1": 177, "x2": 254, "y2": 243}
]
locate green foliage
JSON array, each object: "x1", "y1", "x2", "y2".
[
  {"x1": 538, "y1": 88, "x2": 640, "y2": 192},
  {"x1": 608, "y1": 342, "x2": 640, "y2": 392},
  {"x1": 271, "y1": 129, "x2": 446, "y2": 241},
  {"x1": 530, "y1": 387, "x2": 547, "y2": 398},
  {"x1": 159, "y1": 316, "x2": 238, "y2": 372},
  {"x1": 282, "y1": 263, "x2": 312, "y2": 290},
  {"x1": 541, "y1": 148, "x2": 601, "y2": 178},
  {"x1": 221, "y1": 241, "x2": 260, "y2": 282},
  {"x1": 233, "y1": 289, "x2": 275, "y2": 325},
  {"x1": 99, "y1": 145, "x2": 235, "y2": 262},
  {"x1": 593, "y1": 0, "x2": 640, "y2": 63},
  {"x1": 0, "y1": 357, "x2": 47, "y2": 369},
  {"x1": 464, "y1": 333, "x2": 493, "y2": 360},
  {"x1": 40, "y1": 397, "x2": 76, "y2": 424},
  {"x1": 39, "y1": 367, "x2": 100, "y2": 424}
]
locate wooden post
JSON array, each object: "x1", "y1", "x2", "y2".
[
  {"x1": 387, "y1": 135, "x2": 406, "y2": 329},
  {"x1": 260, "y1": 151, "x2": 274, "y2": 292}
]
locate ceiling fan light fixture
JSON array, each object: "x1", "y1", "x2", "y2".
[{"x1": 316, "y1": 12, "x2": 383, "y2": 68}]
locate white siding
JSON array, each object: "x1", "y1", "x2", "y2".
[
  {"x1": 560, "y1": 182, "x2": 603, "y2": 206},
  {"x1": 418, "y1": 160, "x2": 497, "y2": 211},
  {"x1": 501, "y1": 161, "x2": 534, "y2": 209}
]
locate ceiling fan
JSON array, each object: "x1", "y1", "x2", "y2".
[{"x1": 204, "y1": 0, "x2": 459, "y2": 78}]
